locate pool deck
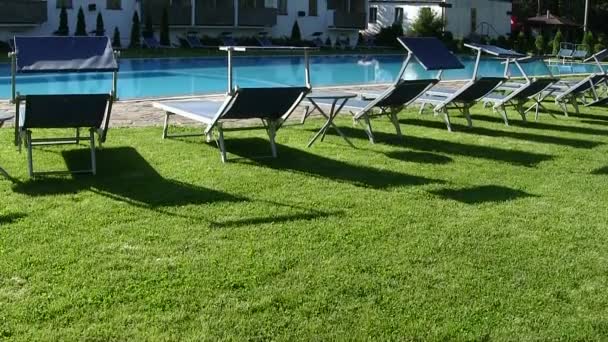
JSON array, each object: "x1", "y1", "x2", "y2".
[{"x1": 0, "y1": 82, "x2": 463, "y2": 128}]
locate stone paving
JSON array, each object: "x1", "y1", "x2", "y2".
[{"x1": 0, "y1": 82, "x2": 463, "y2": 128}]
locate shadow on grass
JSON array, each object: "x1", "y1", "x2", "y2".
[
  {"x1": 431, "y1": 185, "x2": 536, "y2": 204},
  {"x1": 592, "y1": 166, "x2": 608, "y2": 175},
  {"x1": 312, "y1": 126, "x2": 553, "y2": 167},
  {"x1": 470, "y1": 115, "x2": 608, "y2": 136},
  {"x1": 0, "y1": 213, "x2": 26, "y2": 225},
  {"x1": 210, "y1": 211, "x2": 339, "y2": 229},
  {"x1": 570, "y1": 112, "x2": 608, "y2": 122},
  {"x1": 224, "y1": 138, "x2": 442, "y2": 189},
  {"x1": 12, "y1": 147, "x2": 244, "y2": 208},
  {"x1": 385, "y1": 151, "x2": 453, "y2": 164},
  {"x1": 581, "y1": 119, "x2": 608, "y2": 127},
  {"x1": 401, "y1": 118, "x2": 603, "y2": 148}
]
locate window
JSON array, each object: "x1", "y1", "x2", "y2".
[
  {"x1": 369, "y1": 7, "x2": 377, "y2": 23},
  {"x1": 107, "y1": 0, "x2": 121, "y2": 10},
  {"x1": 56, "y1": 0, "x2": 73, "y2": 8},
  {"x1": 470, "y1": 8, "x2": 477, "y2": 33},
  {"x1": 278, "y1": 0, "x2": 287, "y2": 15},
  {"x1": 394, "y1": 7, "x2": 403, "y2": 24},
  {"x1": 309, "y1": 0, "x2": 317, "y2": 16}
]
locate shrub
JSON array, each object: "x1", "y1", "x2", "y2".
[
  {"x1": 375, "y1": 24, "x2": 403, "y2": 47},
  {"x1": 74, "y1": 7, "x2": 87, "y2": 36},
  {"x1": 160, "y1": 7, "x2": 170, "y2": 45},
  {"x1": 291, "y1": 20, "x2": 301, "y2": 41},
  {"x1": 582, "y1": 31, "x2": 594, "y2": 54},
  {"x1": 410, "y1": 7, "x2": 443, "y2": 38},
  {"x1": 54, "y1": 7, "x2": 69, "y2": 36},
  {"x1": 535, "y1": 34, "x2": 545, "y2": 55},
  {"x1": 325, "y1": 37, "x2": 332, "y2": 46},
  {"x1": 514, "y1": 31, "x2": 526, "y2": 53},
  {"x1": 130, "y1": 11, "x2": 141, "y2": 48},
  {"x1": 595, "y1": 33, "x2": 606, "y2": 53},
  {"x1": 441, "y1": 31, "x2": 457, "y2": 52},
  {"x1": 95, "y1": 12, "x2": 105, "y2": 36},
  {"x1": 552, "y1": 29, "x2": 563, "y2": 55},
  {"x1": 112, "y1": 27, "x2": 121, "y2": 48},
  {"x1": 144, "y1": 13, "x2": 153, "y2": 38},
  {"x1": 496, "y1": 35, "x2": 508, "y2": 49}
]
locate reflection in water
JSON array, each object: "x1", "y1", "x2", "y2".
[{"x1": 0, "y1": 55, "x2": 601, "y2": 100}]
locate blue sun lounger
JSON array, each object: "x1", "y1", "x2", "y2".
[
  {"x1": 313, "y1": 37, "x2": 464, "y2": 143},
  {"x1": 416, "y1": 43, "x2": 519, "y2": 131},
  {"x1": 10, "y1": 36, "x2": 119, "y2": 177},
  {"x1": 153, "y1": 46, "x2": 315, "y2": 163}
]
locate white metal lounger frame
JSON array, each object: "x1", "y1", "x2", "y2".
[
  {"x1": 350, "y1": 40, "x2": 443, "y2": 142},
  {"x1": 485, "y1": 57, "x2": 559, "y2": 123},
  {"x1": 159, "y1": 46, "x2": 315, "y2": 163},
  {"x1": 418, "y1": 43, "x2": 511, "y2": 131}
]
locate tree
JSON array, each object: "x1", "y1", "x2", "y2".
[
  {"x1": 410, "y1": 7, "x2": 443, "y2": 38},
  {"x1": 552, "y1": 29, "x2": 563, "y2": 56},
  {"x1": 74, "y1": 7, "x2": 87, "y2": 36},
  {"x1": 95, "y1": 12, "x2": 105, "y2": 36},
  {"x1": 55, "y1": 7, "x2": 69, "y2": 36},
  {"x1": 130, "y1": 11, "x2": 141, "y2": 48},
  {"x1": 144, "y1": 13, "x2": 154, "y2": 38},
  {"x1": 291, "y1": 20, "x2": 301, "y2": 41},
  {"x1": 514, "y1": 31, "x2": 527, "y2": 53},
  {"x1": 582, "y1": 31, "x2": 595, "y2": 54},
  {"x1": 160, "y1": 7, "x2": 170, "y2": 46},
  {"x1": 112, "y1": 27, "x2": 121, "y2": 48},
  {"x1": 535, "y1": 34, "x2": 545, "y2": 55},
  {"x1": 375, "y1": 24, "x2": 404, "y2": 48},
  {"x1": 595, "y1": 33, "x2": 606, "y2": 54}
]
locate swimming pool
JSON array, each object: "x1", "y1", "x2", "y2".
[{"x1": 0, "y1": 55, "x2": 601, "y2": 100}]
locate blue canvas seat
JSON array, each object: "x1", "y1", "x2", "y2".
[{"x1": 11, "y1": 36, "x2": 119, "y2": 177}]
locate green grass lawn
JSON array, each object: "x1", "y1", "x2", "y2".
[{"x1": 1, "y1": 103, "x2": 608, "y2": 340}]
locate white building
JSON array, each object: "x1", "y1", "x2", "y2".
[
  {"x1": 0, "y1": 0, "x2": 368, "y2": 47},
  {"x1": 366, "y1": 0, "x2": 512, "y2": 39}
]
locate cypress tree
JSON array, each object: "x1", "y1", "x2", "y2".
[
  {"x1": 130, "y1": 11, "x2": 141, "y2": 48},
  {"x1": 291, "y1": 20, "x2": 301, "y2": 42},
  {"x1": 74, "y1": 7, "x2": 87, "y2": 36},
  {"x1": 95, "y1": 12, "x2": 105, "y2": 36},
  {"x1": 160, "y1": 7, "x2": 170, "y2": 45},
  {"x1": 55, "y1": 7, "x2": 69, "y2": 36},
  {"x1": 112, "y1": 27, "x2": 122, "y2": 48},
  {"x1": 552, "y1": 30, "x2": 563, "y2": 56}
]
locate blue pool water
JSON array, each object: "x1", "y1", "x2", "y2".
[{"x1": 0, "y1": 55, "x2": 601, "y2": 100}]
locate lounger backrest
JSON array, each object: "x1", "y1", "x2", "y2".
[
  {"x1": 23, "y1": 94, "x2": 111, "y2": 129},
  {"x1": 516, "y1": 78, "x2": 558, "y2": 98},
  {"x1": 144, "y1": 36, "x2": 160, "y2": 48},
  {"x1": 558, "y1": 48, "x2": 574, "y2": 58},
  {"x1": 455, "y1": 77, "x2": 505, "y2": 102},
  {"x1": 187, "y1": 36, "x2": 201, "y2": 47},
  {"x1": 222, "y1": 87, "x2": 309, "y2": 120},
  {"x1": 376, "y1": 79, "x2": 438, "y2": 107}
]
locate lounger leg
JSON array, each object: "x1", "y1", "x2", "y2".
[
  {"x1": 463, "y1": 106, "x2": 473, "y2": 128},
  {"x1": 217, "y1": 125, "x2": 227, "y2": 163},
  {"x1": 75, "y1": 128, "x2": 80, "y2": 144},
  {"x1": 572, "y1": 97, "x2": 580, "y2": 115},
  {"x1": 389, "y1": 110, "x2": 402, "y2": 138},
  {"x1": 558, "y1": 101, "x2": 569, "y2": 117},
  {"x1": 90, "y1": 129, "x2": 97, "y2": 175},
  {"x1": 301, "y1": 105, "x2": 311, "y2": 124},
  {"x1": 268, "y1": 121, "x2": 278, "y2": 158},
  {"x1": 419, "y1": 103, "x2": 427, "y2": 115},
  {"x1": 495, "y1": 106, "x2": 509, "y2": 126},
  {"x1": 362, "y1": 115, "x2": 375, "y2": 144},
  {"x1": 162, "y1": 112, "x2": 171, "y2": 139},
  {"x1": 26, "y1": 131, "x2": 34, "y2": 178},
  {"x1": 440, "y1": 109, "x2": 452, "y2": 132},
  {"x1": 516, "y1": 101, "x2": 526, "y2": 122}
]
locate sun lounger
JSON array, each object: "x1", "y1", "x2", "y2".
[
  {"x1": 312, "y1": 37, "x2": 464, "y2": 143},
  {"x1": 416, "y1": 43, "x2": 520, "y2": 131},
  {"x1": 547, "y1": 74, "x2": 606, "y2": 115},
  {"x1": 481, "y1": 56, "x2": 559, "y2": 122},
  {"x1": 10, "y1": 36, "x2": 119, "y2": 177},
  {"x1": 154, "y1": 46, "x2": 315, "y2": 162},
  {"x1": 184, "y1": 34, "x2": 204, "y2": 48},
  {"x1": 0, "y1": 111, "x2": 13, "y2": 178}
]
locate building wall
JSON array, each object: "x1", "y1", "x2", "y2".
[
  {"x1": 367, "y1": 0, "x2": 512, "y2": 39},
  {"x1": 0, "y1": 0, "x2": 139, "y2": 46}
]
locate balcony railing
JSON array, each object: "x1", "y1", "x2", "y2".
[
  {"x1": 0, "y1": 0, "x2": 47, "y2": 25},
  {"x1": 195, "y1": 8, "x2": 235, "y2": 26},
  {"x1": 238, "y1": 8, "x2": 277, "y2": 27},
  {"x1": 332, "y1": 11, "x2": 366, "y2": 29}
]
